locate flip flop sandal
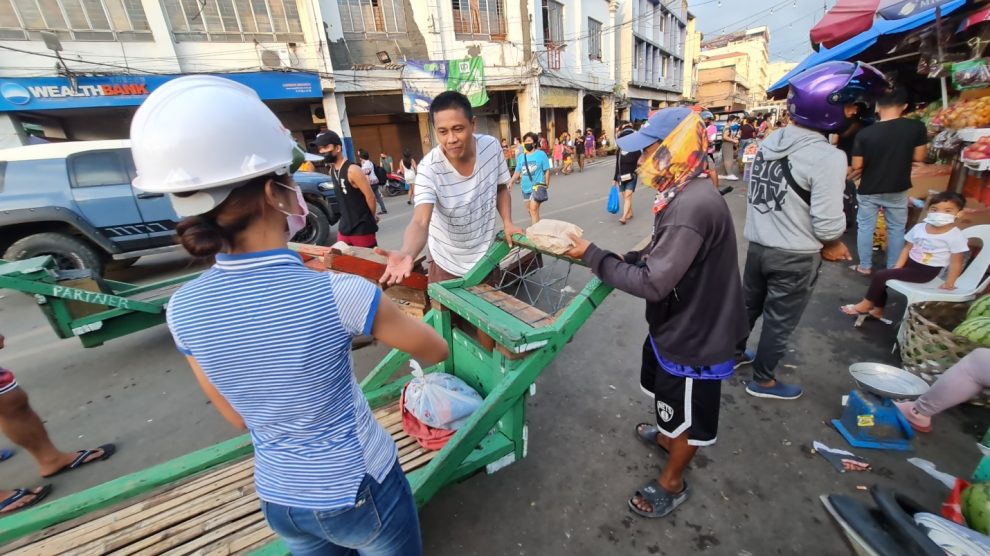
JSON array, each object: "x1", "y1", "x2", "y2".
[
  {"x1": 0, "y1": 484, "x2": 51, "y2": 514},
  {"x1": 839, "y1": 305, "x2": 892, "y2": 327},
  {"x1": 848, "y1": 265, "x2": 873, "y2": 277},
  {"x1": 41, "y1": 444, "x2": 116, "y2": 478},
  {"x1": 634, "y1": 423, "x2": 669, "y2": 457},
  {"x1": 628, "y1": 479, "x2": 690, "y2": 519}
]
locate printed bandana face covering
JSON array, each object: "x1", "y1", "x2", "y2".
[{"x1": 637, "y1": 114, "x2": 708, "y2": 215}]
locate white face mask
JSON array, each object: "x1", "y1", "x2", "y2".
[
  {"x1": 275, "y1": 181, "x2": 308, "y2": 239},
  {"x1": 924, "y1": 212, "x2": 956, "y2": 227}
]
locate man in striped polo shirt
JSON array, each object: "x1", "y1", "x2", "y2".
[{"x1": 378, "y1": 91, "x2": 523, "y2": 285}]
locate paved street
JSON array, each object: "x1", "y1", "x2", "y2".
[{"x1": 1, "y1": 158, "x2": 987, "y2": 554}]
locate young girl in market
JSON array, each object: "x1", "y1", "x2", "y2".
[
  {"x1": 552, "y1": 138, "x2": 564, "y2": 175},
  {"x1": 130, "y1": 75, "x2": 448, "y2": 555},
  {"x1": 841, "y1": 192, "x2": 969, "y2": 321}
]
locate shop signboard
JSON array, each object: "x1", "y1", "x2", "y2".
[
  {"x1": 0, "y1": 71, "x2": 322, "y2": 112},
  {"x1": 402, "y1": 56, "x2": 488, "y2": 113}
]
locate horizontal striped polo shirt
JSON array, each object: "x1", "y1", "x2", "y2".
[
  {"x1": 414, "y1": 133, "x2": 511, "y2": 276},
  {"x1": 166, "y1": 249, "x2": 396, "y2": 510}
]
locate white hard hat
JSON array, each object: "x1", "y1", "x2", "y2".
[{"x1": 130, "y1": 74, "x2": 319, "y2": 217}]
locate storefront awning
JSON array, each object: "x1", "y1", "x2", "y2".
[
  {"x1": 769, "y1": 0, "x2": 966, "y2": 98},
  {"x1": 0, "y1": 71, "x2": 322, "y2": 112}
]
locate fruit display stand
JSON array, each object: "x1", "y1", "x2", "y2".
[{"x1": 0, "y1": 234, "x2": 612, "y2": 555}]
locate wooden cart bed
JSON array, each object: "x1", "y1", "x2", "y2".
[{"x1": 5, "y1": 403, "x2": 435, "y2": 556}]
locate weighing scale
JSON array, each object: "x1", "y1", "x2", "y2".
[{"x1": 832, "y1": 362, "x2": 931, "y2": 452}]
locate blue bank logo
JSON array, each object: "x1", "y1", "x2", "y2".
[{"x1": 1, "y1": 83, "x2": 30, "y2": 105}]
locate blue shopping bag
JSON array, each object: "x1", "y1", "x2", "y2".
[{"x1": 607, "y1": 185, "x2": 620, "y2": 214}]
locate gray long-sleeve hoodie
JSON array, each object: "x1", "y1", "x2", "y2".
[{"x1": 744, "y1": 125, "x2": 847, "y2": 254}]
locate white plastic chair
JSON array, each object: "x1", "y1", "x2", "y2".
[{"x1": 890, "y1": 224, "x2": 990, "y2": 343}]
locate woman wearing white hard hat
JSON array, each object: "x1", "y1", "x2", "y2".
[{"x1": 132, "y1": 75, "x2": 447, "y2": 555}]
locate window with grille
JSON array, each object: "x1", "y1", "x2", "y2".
[
  {"x1": 541, "y1": 0, "x2": 562, "y2": 46},
  {"x1": 587, "y1": 17, "x2": 601, "y2": 61},
  {"x1": 339, "y1": 0, "x2": 406, "y2": 36},
  {"x1": 0, "y1": 0, "x2": 152, "y2": 40},
  {"x1": 451, "y1": 0, "x2": 505, "y2": 40},
  {"x1": 162, "y1": 0, "x2": 304, "y2": 42}
]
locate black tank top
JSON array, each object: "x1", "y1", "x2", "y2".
[{"x1": 330, "y1": 161, "x2": 378, "y2": 236}]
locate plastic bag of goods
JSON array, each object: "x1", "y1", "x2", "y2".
[
  {"x1": 402, "y1": 360, "x2": 483, "y2": 431},
  {"x1": 525, "y1": 219, "x2": 584, "y2": 255}
]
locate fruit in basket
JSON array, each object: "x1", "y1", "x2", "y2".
[
  {"x1": 952, "y1": 316, "x2": 990, "y2": 346},
  {"x1": 963, "y1": 482, "x2": 990, "y2": 534},
  {"x1": 968, "y1": 295, "x2": 990, "y2": 320}
]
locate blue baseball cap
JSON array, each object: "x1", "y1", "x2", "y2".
[{"x1": 616, "y1": 107, "x2": 693, "y2": 152}]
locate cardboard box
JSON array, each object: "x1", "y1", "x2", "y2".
[{"x1": 909, "y1": 164, "x2": 952, "y2": 199}]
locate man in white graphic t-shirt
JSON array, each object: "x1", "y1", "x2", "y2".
[{"x1": 378, "y1": 91, "x2": 523, "y2": 284}]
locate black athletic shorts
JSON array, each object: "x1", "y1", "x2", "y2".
[{"x1": 640, "y1": 337, "x2": 722, "y2": 446}]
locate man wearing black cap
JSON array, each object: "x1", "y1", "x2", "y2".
[
  {"x1": 566, "y1": 108, "x2": 746, "y2": 520},
  {"x1": 313, "y1": 131, "x2": 379, "y2": 247}
]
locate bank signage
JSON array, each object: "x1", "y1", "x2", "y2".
[{"x1": 0, "y1": 71, "x2": 321, "y2": 112}]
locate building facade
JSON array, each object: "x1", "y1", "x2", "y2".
[
  {"x1": 0, "y1": 0, "x2": 340, "y2": 148},
  {"x1": 615, "y1": 0, "x2": 688, "y2": 122},
  {"x1": 700, "y1": 26, "x2": 769, "y2": 109},
  {"x1": 681, "y1": 10, "x2": 700, "y2": 102}
]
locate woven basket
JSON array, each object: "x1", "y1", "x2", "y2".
[{"x1": 900, "y1": 300, "x2": 990, "y2": 407}]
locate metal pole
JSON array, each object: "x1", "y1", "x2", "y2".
[{"x1": 935, "y1": 5, "x2": 949, "y2": 108}]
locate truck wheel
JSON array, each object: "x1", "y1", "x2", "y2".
[
  {"x1": 4, "y1": 233, "x2": 104, "y2": 273},
  {"x1": 291, "y1": 201, "x2": 331, "y2": 246}
]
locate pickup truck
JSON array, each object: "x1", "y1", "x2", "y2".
[{"x1": 0, "y1": 140, "x2": 339, "y2": 274}]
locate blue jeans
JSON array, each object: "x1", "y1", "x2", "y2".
[
  {"x1": 260, "y1": 460, "x2": 421, "y2": 556},
  {"x1": 856, "y1": 191, "x2": 909, "y2": 271}
]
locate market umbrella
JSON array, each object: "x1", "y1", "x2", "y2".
[
  {"x1": 771, "y1": 0, "x2": 968, "y2": 98},
  {"x1": 810, "y1": 0, "x2": 961, "y2": 50}
]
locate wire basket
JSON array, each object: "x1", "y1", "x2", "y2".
[{"x1": 900, "y1": 300, "x2": 990, "y2": 407}]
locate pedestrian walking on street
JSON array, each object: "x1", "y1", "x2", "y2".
[
  {"x1": 130, "y1": 75, "x2": 448, "y2": 556},
  {"x1": 737, "y1": 61, "x2": 887, "y2": 400},
  {"x1": 561, "y1": 132, "x2": 574, "y2": 175},
  {"x1": 377, "y1": 91, "x2": 523, "y2": 287},
  {"x1": 848, "y1": 86, "x2": 928, "y2": 275},
  {"x1": 399, "y1": 147, "x2": 418, "y2": 205},
  {"x1": 574, "y1": 129, "x2": 586, "y2": 172},
  {"x1": 585, "y1": 129, "x2": 596, "y2": 159},
  {"x1": 510, "y1": 131, "x2": 552, "y2": 225},
  {"x1": 0, "y1": 333, "x2": 116, "y2": 514},
  {"x1": 565, "y1": 107, "x2": 746, "y2": 521},
  {"x1": 719, "y1": 115, "x2": 739, "y2": 180},
  {"x1": 552, "y1": 138, "x2": 564, "y2": 175},
  {"x1": 360, "y1": 149, "x2": 388, "y2": 215},
  {"x1": 315, "y1": 132, "x2": 380, "y2": 247},
  {"x1": 379, "y1": 151, "x2": 395, "y2": 173},
  {"x1": 613, "y1": 120, "x2": 640, "y2": 224}
]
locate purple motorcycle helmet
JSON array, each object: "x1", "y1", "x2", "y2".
[{"x1": 787, "y1": 61, "x2": 889, "y2": 132}]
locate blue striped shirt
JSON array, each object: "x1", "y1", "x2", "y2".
[{"x1": 165, "y1": 249, "x2": 396, "y2": 510}]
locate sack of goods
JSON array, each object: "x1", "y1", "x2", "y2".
[
  {"x1": 401, "y1": 361, "x2": 483, "y2": 450},
  {"x1": 525, "y1": 219, "x2": 584, "y2": 255}
]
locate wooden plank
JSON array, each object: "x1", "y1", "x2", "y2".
[
  {"x1": 217, "y1": 522, "x2": 277, "y2": 555},
  {"x1": 376, "y1": 409, "x2": 402, "y2": 428},
  {"x1": 11, "y1": 464, "x2": 256, "y2": 555},
  {"x1": 0, "y1": 437, "x2": 254, "y2": 547},
  {"x1": 157, "y1": 513, "x2": 266, "y2": 556},
  {"x1": 466, "y1": 284, "x2": 555, "y2": 327},
  {"x1": 96, "y1": 491, "x2": 260, "y2": 556},
  {"x1": 232, "y1": 533, "x2": 280, "y2": 556},
  {"x1": 327, "y1": 254, "x2": 427, "y2": 291},
  {"x1": 71, "y1": 484, "x2": 256, "y2": 556},
  {"x1": 385, "y1": 420, "x2": 405, "y2": 436},
  {"x1": 403, "y1": 451, "x2": 438, "y2": 472}
]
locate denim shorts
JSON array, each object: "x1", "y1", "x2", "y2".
[{"x1": 260, "y1": 459, "x2": 421, "y2": 556}]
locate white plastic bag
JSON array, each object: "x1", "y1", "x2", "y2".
[{"x1": 402, "y1": 361, "x2": 483, "y2": 430}]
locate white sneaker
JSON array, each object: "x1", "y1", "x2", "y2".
[{"x1": 724, "y1": 174, "x2": 740, "y2": 181}]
